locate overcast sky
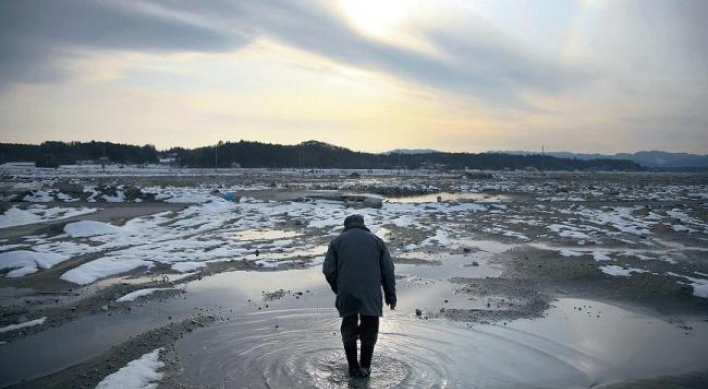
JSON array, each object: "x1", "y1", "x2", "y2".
[{"x1": 0, "y1": 0, "x2": 706, "y2": 153}]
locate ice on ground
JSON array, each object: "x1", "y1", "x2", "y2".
[
  {"x1": 116, "y1": 288, "x2": 174, "y2": 302},
  {"x1": 64, "y1": 221, "x2": 122, "y2": 238},
  {"x1": 95, "y1": 348, "x2": 164, "y2": 389},
  {"x1": 0, "y1": 317, "x2": 46, "y2": 333},
  {"x1": 0, "y1": 205, "x2": 96, "y2": 229},
  {"x1": 0, "y1": 251, "x2": 69, "y2": 277},
  {"x1": 599, "y1": 265, "x2": 648, "y2": 277}
]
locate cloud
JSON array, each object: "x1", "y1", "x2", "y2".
[
  {"x1": 0, "y1": 0, "x2": 248, "y2": 88},
  {"x1": 0, "y1": 0, "x2": 586, "y2": 108},
  {"x1": 146, "y1": 0, "x2": 589, "y2": 109}
]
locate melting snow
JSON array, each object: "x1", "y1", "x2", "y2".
[
  {"x1": 0, "y1": 205, "x2": 96, "y2": 229},
  {"x1": 116, "y1": 288, "x2": 174, "y2": 302},
  {"x1": 599, "y1": 265, "x2": 648, "y2": 277},
  {"x1": 593, "y1": 251, "x2": 612, "y2": 262},
  {"x1": 0, "y1": 251, "x2": 69, "y2": 277},
  {"x1": 0, "y1": 317, "x2": 46, "y2": 333},
  {"x1": 95, "y1": 348, "x2": 164, "y2": 389}
]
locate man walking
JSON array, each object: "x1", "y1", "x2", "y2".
[{"x1": 323, "y1": 214, "x2": 397, "y2": 378}]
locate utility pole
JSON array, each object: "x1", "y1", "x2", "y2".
[{"x1": 215, "y1": 141, "x2": 223, "y2": 172}]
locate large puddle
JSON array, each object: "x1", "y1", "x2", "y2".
[
  {"x1": 1, "y1": 254, "x2": 707, "y2": 388},
  {"x1": 175, "y1": 299, "x2": 708, "y2": 389}
]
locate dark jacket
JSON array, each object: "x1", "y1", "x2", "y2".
[{"x1": 323, "y1": 226, "x2": 396, "y2": 317}]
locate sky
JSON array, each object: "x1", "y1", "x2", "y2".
[{"x1": 0, "y1": 0, "x2": 706, "y2": 154}]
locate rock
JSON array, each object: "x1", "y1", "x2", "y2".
[
  {"x1": 444, "y1": 299, "x2": 448, "y2": 303},
  {"x1": 415, "y1": 309, "x2": 422, "y2": 317},
  {"x1": 471, "y1": 262, "x2": 479, "y2": 267}
]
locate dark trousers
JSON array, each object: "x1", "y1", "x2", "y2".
[{"x1": 341, "y1": 314, "x2": 379, "y2": 370}]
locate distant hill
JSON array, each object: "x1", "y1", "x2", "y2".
[
  {"x1": 501, "y1": 150, "x2": 708, "y2": 169},
  {"x1": 384, "y1": 148, "x2": 440, "y2": 155},
  {"x1": 169, "y1": 140, "x2": 640, "y2": 171}
]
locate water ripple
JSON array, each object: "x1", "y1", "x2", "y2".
[{"x1": 175, "y1": 309, "x2": 598, "y2": 389}]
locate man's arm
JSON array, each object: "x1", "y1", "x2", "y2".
[
  {"x1": 379, "y1": 241, "x2": 397, "y2": 309},
  {"x1": 323, "y1": 241, "x2": 338, "y2": 293}
]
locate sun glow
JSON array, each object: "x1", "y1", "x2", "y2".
[{"x1": 338, "y1": 0, "x2": 409, "y2": 38}]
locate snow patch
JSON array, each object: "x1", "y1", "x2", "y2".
[
  {"x1": 0, "y1": 317, "x2": 46, "y2": 333},
  {"x1": 116, "y1": 288, "x2": 174, "y2": 302},
  {"x1": 64, "y1": 221, "x2": 122, "y2": 238},
  {"x1": 0, "y1": 250, "x2": 69, "y2": 277},
  {"x1": 0, "y1": 205, "x2": 96, "y2": 229},
  {"x1": 95, "y1": 348, "x2": 164, "y2": 389},
  {"x1": 60, "y1": 257, "x2": 154, "y2": 285},
  {"x1": 599, "y1": 265, "x2": 647, "y2": 277}
]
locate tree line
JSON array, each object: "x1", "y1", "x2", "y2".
[
  {"x1": 0, "y1": 141, "x2": 158, "y2": 167},
  {"x1": 167, "y1": 140, "x2": 642, "y2": 171},
  {"x1": 0, "y1": 140, "x2": 642, "y2": 171}
]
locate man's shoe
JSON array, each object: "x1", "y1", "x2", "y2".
[
  {"x1": 359, "y1": 367, "x2": 370, "y2": 378},
  {"x1": 349, "y1": 367, "x2": 363, "y2": 378}
]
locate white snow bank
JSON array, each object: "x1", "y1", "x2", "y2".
[
  {"x1": 599, "y1": 265, "x2": 647, "y2": 277},
  {"x1": 60, "y1": 257, "x2": 153, "y2": 285},
  {"x1": 0, "y1": 205, "x2": 96, "y2": 229},
  {"x1": 0, "y1": 251, "x2": 69, "y2": 277},
  {"x1": 95, "y1": 348, "x2": 164, "y2": 389},
  {"x1": 64, "y1": 220, "x2": 122, "y2": 238},
  {"x1": 0, "y1": 317, "x2": 46, "y2": 333},
  {"x1": 116, "y1": 288, "x2": 174, "y2": 302}
]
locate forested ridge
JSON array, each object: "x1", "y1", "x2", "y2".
[{"x1": 0, "y1": 140, "x2": 642, "y2": 171}]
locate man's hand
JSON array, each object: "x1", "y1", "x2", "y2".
[{"x1": 388, "y1": 302, "x2": 396, "y2": 310}]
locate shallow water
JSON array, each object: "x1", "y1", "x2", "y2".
[
  {"x1": 2, "y1": 257, "x2": 708, "y2": 388},
  {"x1": 175, "y1": 300, "x2": 708, "y2": 389}
]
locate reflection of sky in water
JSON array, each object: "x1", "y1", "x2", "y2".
[
  {"x1": 386, "y1": 192, "x2": 510, "y2": 204},
  {"x1": 506, "y1": 298, "x2": 708, "y2": 382},
  {"x1": 2, "y1": 264, "x2": 708, "y2": 387}
]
